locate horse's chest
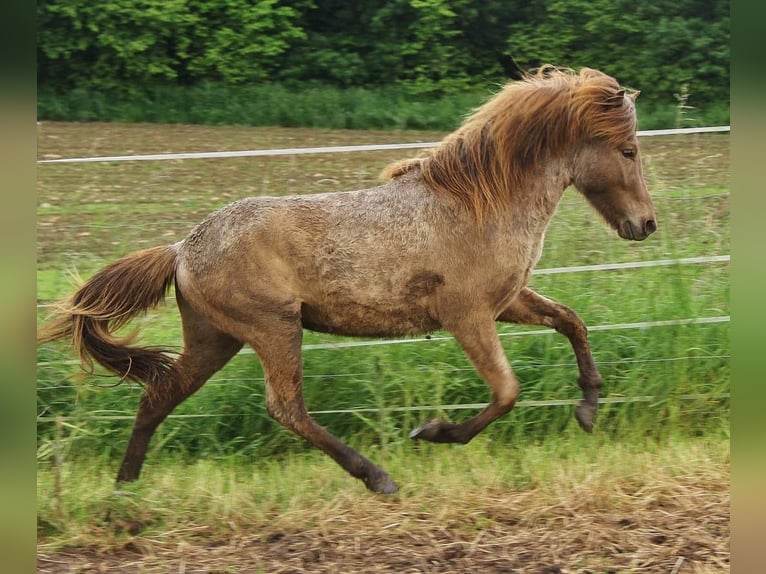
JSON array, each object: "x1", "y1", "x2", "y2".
[{"x1": 486, "y1": 268, "x2": 530, "y2": 313}]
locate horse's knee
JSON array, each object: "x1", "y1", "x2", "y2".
[
  {"x1": 265, "y1": 395, "x2": 287, "y2": 424},
  {"x1": 265, "y1": 394, "x2": 305, "y2": 430},
  {"x1": 495, "y1": 377, "x2": 520, "y2": 411},
  {"x1": 555, "y1": 307, "x2": 587, "y2": 339}
]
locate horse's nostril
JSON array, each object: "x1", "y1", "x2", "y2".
[{"x1": 644, "y1": 219, "x2": 657, "y2": 235}]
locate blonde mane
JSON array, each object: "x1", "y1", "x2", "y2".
[{"x1": 382, "y1": 66, "x2": 639, "y2": 219}]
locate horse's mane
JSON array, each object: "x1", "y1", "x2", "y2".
[{"x1": 382, "y1": 66, "x2": 639, "y2": 219}]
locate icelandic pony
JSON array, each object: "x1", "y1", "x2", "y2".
[{"x1": 39, "y1": 67, "x2": 657, "y2": 494}]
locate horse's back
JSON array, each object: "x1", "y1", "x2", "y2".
[{"x1": 179, "y1": 178, "x2": 439, "y2": 273}]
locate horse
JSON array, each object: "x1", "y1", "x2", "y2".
[{"x1": 38, "y1": 66, "x2": 657, "y2": 494}]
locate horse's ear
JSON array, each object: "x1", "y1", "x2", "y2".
[
  {"x1": 604, "y1": 89, "x2": 626, "y2": 107},
  {"x1": 499, "y1": 53, "x2": 526, "y2": 80}
]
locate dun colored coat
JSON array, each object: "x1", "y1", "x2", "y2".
[{"x1": 39, "y1": 67, "x2": 657, "y2": 494}]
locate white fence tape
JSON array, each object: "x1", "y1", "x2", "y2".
[
  {"x1": 37, "y1": 125, "x2": 730, "y2": 164},
  {"x1": 531, "y1": 254, "x2": 729, "y2": 276}
]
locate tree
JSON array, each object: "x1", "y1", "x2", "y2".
[
  {"x1": 37, "y1": 0, "x2": 729, "y2": 108},
  {"x1": 37, "y1": 0, "x2": 311, "y2": 90},
  {"x1": 38, "y1": 0, "x2": 197, "y2": 90}
]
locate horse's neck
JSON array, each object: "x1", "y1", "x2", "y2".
[
  {"x1": 504, "y1": 160, "x2": 571, "y2": 231},
  {"x1": 478, "y1": 160, "x2": 569, "y2": 272}
]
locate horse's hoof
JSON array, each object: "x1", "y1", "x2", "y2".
[
  {"x1": 575, "y1": 400, "x2": 597, "y2": 433},
  {"x1": 409, "y1": 419, "x2": 441, "y2": 441},
  {"x1": 364, "y1": 473, "x2": 399, "y2": 495}
]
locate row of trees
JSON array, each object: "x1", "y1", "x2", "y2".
[{"x1": 38, "y1": 0, "x2": 729, "y2": 107}]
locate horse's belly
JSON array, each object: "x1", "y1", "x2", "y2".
[{"x1": 300, "y1": 300, "x2": 441, "y2": 337}]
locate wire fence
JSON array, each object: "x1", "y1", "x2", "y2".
[
  {"x1": 36, "y1": 315, "x2": 730, "y2": 368},
  {"x1": 37, "y1": 313, "x2": 730, "y2": 424},
  {"x1": 36, "y1": 126, "x2": 731, "y2": 426},
  {"x1": 36, "y1": 353, "x2": 731, "y2": 392}
]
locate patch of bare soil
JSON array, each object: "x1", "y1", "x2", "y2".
[{"x1": 37, "y1": 480, "x2": 729, "y2": 573}]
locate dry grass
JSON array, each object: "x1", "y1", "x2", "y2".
[{"x1": 37, "y1": 436, "x2": 729, "y2": 573}]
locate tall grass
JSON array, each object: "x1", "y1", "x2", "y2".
[{"x1": 37, "y1": 82, "x2": 730, "y2": 131}]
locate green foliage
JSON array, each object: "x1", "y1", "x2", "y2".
[
  {"x1": 37, "y1": 0, "x2": 729, "y2": 113},
  {"x1": 181, "y1": 0, "x2": 311, "y2": 84},
  {"x1": 38, "y1": 0, "x2": 197, "y2": 91},
  {"x1": 38, "y1": 0, "x2": 310, "y2": 92},
  {"x1": 375, "y1": 0, "x2": 476, "y2": 95}
]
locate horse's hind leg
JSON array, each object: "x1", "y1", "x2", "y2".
[
  {"x1": 116, "y1": 294, "x2": 243, "y2": 483},
  {"x1": 248, "y1": 315, "x2": 399, "y2": 494},
  {"x1": 497, "y1": 287, "x2": 602, "y2": 432}
]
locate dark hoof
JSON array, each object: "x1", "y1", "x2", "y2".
[
  {"x1": 575, "y1": 400, "x2": 597, "y2": 433},
  {"x1": 364, "y1": 473, "x2": 399, "y2": 495},
  {"x1": 409, "y1": 419, "x2": 442, "y2": 441},
  {"x1": 409, "y1": 419, "x2": 468, "y2": 444}
]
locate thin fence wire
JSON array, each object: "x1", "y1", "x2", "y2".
[
  {"x1": 36, "y1": 392, "x2": 730, "y2": 423},
  {"x1": 35, "y1": 314, "x2": 730, "y2": 367},
  {"x1": 36, "y1": 353, "x2": 731, "y2": 391},
  {"x1": 286, "y1": 316, "x2": 731, "y2": 353}
]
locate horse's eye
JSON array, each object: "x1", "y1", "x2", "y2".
[{"x1": 621, "y1": 149, "x2": 636, "y2": 160}]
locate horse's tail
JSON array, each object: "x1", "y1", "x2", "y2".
[{"x1": 38, "y1": 244, "x2": 180, "y2": 387}]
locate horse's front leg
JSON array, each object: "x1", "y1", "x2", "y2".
[
  {"x1": 497, "y1": 287, "x2": 602, "y2": 432},
  {"x1": 410, "y1": 314, "x2": 520, "y2": 444}
]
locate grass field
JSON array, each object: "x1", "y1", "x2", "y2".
[{"x1": 36, "y1": 121, "x2": 730, "y2": 572}]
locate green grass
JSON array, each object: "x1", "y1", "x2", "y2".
[
  {"x1": 36, "y1": 292, "x2": 730, "y2": 460},
  {"x1": 37, "y1": 82, "x2": 729, "y2": 131}
]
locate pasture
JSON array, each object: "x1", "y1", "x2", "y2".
[{"x1": 36, "y1": 121, "x2": 729, "y2": 572}]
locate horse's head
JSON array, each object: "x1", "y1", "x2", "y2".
[{"x1": 571, "y1": 85, "x2": 657, "y2": 242}]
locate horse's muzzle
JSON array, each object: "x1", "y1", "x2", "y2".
[{"x1": 619, "y1": 218, "x2": 657, "y2": 241}]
